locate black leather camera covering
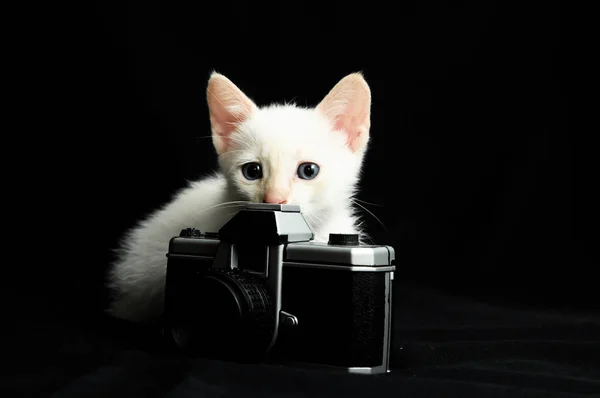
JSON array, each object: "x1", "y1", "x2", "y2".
[{"x1": 270, "y1": 268, "x2": 388, "y2": 367}]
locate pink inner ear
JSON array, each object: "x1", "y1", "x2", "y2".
[
  {"x1": 207, "y1": 74, "x2": 256, "y2": 155},
  {"x1": 318, "y1": 74, "x2": 371, "y2": 153},
  {"x1": 208, "y1": 102, "x2": 247, "y2": 147},
  {"x1": 333, "y1": 111, "x2": 369, "y2": 152}
]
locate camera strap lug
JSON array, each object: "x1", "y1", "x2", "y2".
[{"x1": 279, "y1": 311, "x2": 298, "y2": 327}]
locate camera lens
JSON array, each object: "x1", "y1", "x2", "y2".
[{"x1": 183, "y1": 269, "x2": 275, "y2": 361}]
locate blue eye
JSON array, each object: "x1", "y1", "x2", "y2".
[
  {"x1": 241, "y1": 162, "x2": 263, "y2": 180},
  {"x1": 297, "y1": 162, "x2": 320, "y2": 180}
]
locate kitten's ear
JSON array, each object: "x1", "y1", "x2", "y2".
[
  {"x1": 207, "y1": 72, "x2": 258, "y2": 155},
  {"x1": 316, "y1": 72, "x2": 371, "y2": 154}
]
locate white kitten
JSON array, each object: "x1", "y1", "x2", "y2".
[{"x1": 107, "y1": 72, "x2": 373, "y2": 323}]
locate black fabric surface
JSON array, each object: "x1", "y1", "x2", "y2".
[{"x1": 7, "y1": 284, "x2": 600, "y2": 398}]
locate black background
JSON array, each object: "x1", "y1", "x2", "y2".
[
  {"x1": 36, "y1": 0, "x2": 588, "y2": 315},
  {"x1": 9, "y1": 1, "x2": 599, "y2": 397}
]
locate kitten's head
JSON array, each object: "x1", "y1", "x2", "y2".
[{"x1": 206, "y1": 72, "x2": 371, "y2": 230}]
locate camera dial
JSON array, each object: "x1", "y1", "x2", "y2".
[
  {"x1": 327, "y1": 233, "x2": 360, "y2": 245},
  {"x1": 179, "y1": 228, "x2": 202, "y2": 237}
]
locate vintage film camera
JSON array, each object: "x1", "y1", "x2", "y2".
[{"x1": 161, "y1": 203, "x2": 396, "y2": 375}]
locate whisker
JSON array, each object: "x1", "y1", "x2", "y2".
[
  {"x1": 218, "y1": 149, "x2": 248, "y2": 158},
  {"x1": 363, "y1": 235, "x2": 376, "y2": 245},
  {"x1": 235, "y1": 125, "x2": 260, "y2": 148},
  {"x1": 197, "y1": 200, "x2": 251, "y2": 215},
  {"x1": 353, "y1": 198, "x2": 385, "y2": 207},
  {"x1": 227, "y1": 135, "x2": 252, "y2": 147},
  {"x1": 284, "y1": 96, "x2": 298, "y2": 106},
  {"x1": 352, "y1": 200, "x2": 387, "y2": 232},
  {"x1": 304, "y1": 217, "x2": 319, "y2": 235}
]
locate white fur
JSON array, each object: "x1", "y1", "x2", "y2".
[{"x1": 107, "y1": 72, "x2": 372, "y2": 323}]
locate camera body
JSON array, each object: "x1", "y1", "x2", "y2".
[{"x1": 162, "y1": 203, "x2": 396, "y2": 375}]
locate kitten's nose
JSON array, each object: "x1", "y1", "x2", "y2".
[{"x1": 263, "y1": 192, "x2": 288, "y2": 204}]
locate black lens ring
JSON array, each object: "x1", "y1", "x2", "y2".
[{"x1": 175, "y1": 268, "x2": 275, "y2": 361}]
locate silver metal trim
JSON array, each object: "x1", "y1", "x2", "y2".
[
  {"x1": 285, "y1": 242, "x2": 395, "y2": 266},
  {"x1": 283, "y1": 262, "x2": 395, "y2": 272},
  {"x1": 382, "y1": 271, "x2": 392, "y2": 373},
  {"x1": 266, "y1": 244, "x2": 284, "y2": 351},
  {"x1": 245, "y1": 203, "x2": 301, "y2": 212},
  {"x1": 347, "y1": 366, "x2": 389, "y2": 375},
  {"x1": 273, "y1": 211, "x2": 315, "y2": 242},
  {"x1": 268, "y1": 362, "x2": 390, "y2": 376}
]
